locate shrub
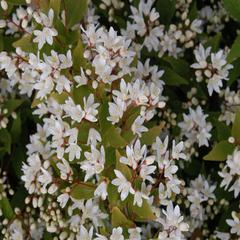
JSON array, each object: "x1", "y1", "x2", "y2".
[{"x1": 0, "y1": 0, "x2": 239, "y2": 239}]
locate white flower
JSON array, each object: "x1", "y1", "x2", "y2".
[
  {"x1": 38, "y1": 168, "x2": 52, "y2": 191},
  {"x1": 33, "y1": 9, "x2": 58, "y2": 49},
  {"x1": 55, "y1": 75, "x2": 71, "y2": 94},
  {"x1": 81, "y1": 146, "x2": 105, "y2": 181},
  {"x1": 226, "y1": 212, "x2": 240, "y2": 236},
  {"x1": 0, "y1": 52, "x2": 17, "y2": 77},
  {"x1": 56, "y1": 158, "x2": 73, "y2": 180},
  {"x1": 140, "y1": 163, "x2": 156, "y2": 183},
  {"x1": 219, "y1": 150, "x2": 240, "y2": 197},
  {"x1": 178, "y1": 106, "x2": 212, "y2": 147},
  {"x1": 112, "y1": 79, "x2": 129, "y2": 101},
  {"x1": 9, "y1": 220, "x2": 24, "y2": 240},
  {"x1": 120, "y1": 140, "x2": 155, "y2": 171},
  {"x1": 74, "y1": 68, "x2": 88, "y2": 87},
  {"x1": 131, "y1": 116, "x2": 148, "y2": 137},
  {"x1": 219, "y1": 168, "x2": 233, "y2": 190},
  {"x1": 128, "y1": 227, "x2": 141, "y2": 240},
  {"x1": 214, "y1": 231, "x2": 230, "y2": 240},
  {"x1": 65, "y1": 143, "x2": 81, "y2": 161},
  {"x1": 59, "y1": 50, "x2": 72, "y2": 69},
  {"x1": 34, "y1": 76, "x2": 54, "y2": 99},
  {"x1": 133, "y1": 183, "x2": 150, "y2": 207},
  {"x1": 21, "y1": 154, "x2": 42, "y2": 194},
  {"x1": 129, "y1": 0, "x2": 162, "y2": 51},
  {"x1": 187, "y1": 175, "x2": 216, "y2": 221},
  {"x1": 128, "y1": 79, "x2": 148, "y2": 105},
  {"x1": 191, "y1": 44, "x2": 233, "y2": 95},
  {"x1": 190, "y1": 19, "x2": 203, "y2": 33},
  {"x1": 79, "y1": 199, "x2": 107, "y2": 227},
  {"x1": 152, "y1": 136, "x2": 169, "y2": 158},
  {"x1": 76, "y1": 225, "x2": 94, "y2": 240},
  {"x1": 95, "y1": 234, "x2": 108, "y2": 240},
  {"x1": 33, "y1": 26, "x2": 58, "y2": 50},
  {"x1": 63, "y1": 97, "x2": 85, "y2": 123},
  {"x1": 87, "y1": 128, "x2": 102, "y2": 146},
  {"x1": 94, "y1": 181, "x2": 108, "y2": 200},
  {"x1": 57, "y1": 193, "x2": 70, "y2": 208},
  {"x1": 207, "y1": 73, "x2": 223, "y2": 96},
  {"x1": 191, "y1": 44, "x2": 211, "y2": 69},
  {"x1": 107, "y1": 97, "x2": 126, "y2": 124},
  {"x1": 158, "y1": 203, "x2": 189, "y2": 239},
  {"x1": 110, "y1": 227, "x2": 124, "y2": 240},
  {"x1": 83, "y1": 94, "x2": 100, "y2": 122},
  {"x1": 171, "y1": 140, "x2": 186, "y2": 160},
  {"x1": 112, "y1": 170, "x2": 135, "y2": 201},
  {"x1": 219, "y1": 87, "x2": 240, "y2": 125}
]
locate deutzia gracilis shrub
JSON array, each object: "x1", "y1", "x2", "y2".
[{"x1": 0, "y1": 0, "x2": 240, "y2": 239}]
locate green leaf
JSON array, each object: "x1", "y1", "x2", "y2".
[
  {"x1": 141, "y1": 124, "x2": 164, "y2": 145},
  {"x1": 188, "y1": 0, "x2": 198, "y2": 21},
  {"x1": 63, "y1": 0, "x2": 88, "y2": 28},
  {"x1": 11, "y1": 114, "x2": 21, "y2": 142},
  {"x1": 163, "y1": 56, "x2": 191, "y2": 78},
  {"x1": 6, "y1": 0, "x2": 25, "y2": 4},
  {"x1": 161, "y1": 66, "x2": 188, "y2": 86},
  {"x1": 13, "y1": 34, "x2": 37, "y2": 53},
  {"x1": 43, "y1": 231, "x2": 53, "y2": 240},
  {"x1": 11, "y1": 146, "x2": 25, "y2": 178},
  {"x1": 73, "y1": 39, "x2": 89, "y2": 71},
  {"x1": 72, "y1": 85, "x2": 91, "y2": 105},
  {"x1": 216, "y1": 121, "x2": 231, "y2": 141},
  {"x1": 11, "y1": 185, "x2": 28, "y2": 209},
  {"x1": 203, "y1": 140, "x2": 235, "y2": 161},
  {"x1": 205, "y1": 33, "x2": 222, "y2": 52},
  {"x1": 39, "y1": 0, "x2": 50, "y2": 13},
  {"x1": 223, "y1": 0, "x2": 240, "y2": 22},
  {"x1": 50, "y1": 92, "x2": 69, "y2": 104},
  {"x1": 4, "y1": 99, "x2": 23, "y2": 117},
  {"x1": 66, "y1": 29, "x2": 80, "y2": 46},
  {"x1": 128, "y1": 198, "x2": 156, "y2": 222},
  {"x1": 122, "y1": 106, "x2": 141, "y2": 131},
  {"x1": 99, "y1": 102, "x2": 128, "y2": 148},
  {"x1": 107, "y1": 183, "x2": 119, "y2": 206},
  {"x1": 70, "y1": 182, "x2": 96, "y2": 200},
  {"x1": 156, "y1": 0, "x2": 176, "y2": 25},
  {"x1": 102, "y1": 147, "x2": 116, "y2": 179},
  {"x1": 116, "y1": 150, "x2": 132, "y2": 181},
  {"x1": 105, "y1": 147, "x2": 116, "y2": 166},
  {"x1": 2, "y1": 36, "x2": 16, "y2": 52},
  {"x1": 0, "y1": 35, "x2": 3, "y2": 52},
  {"x1": 49, "y1": 0, "x2": 61, "y2": 15},
  {"x1": 31, "y1": 96, "x2": 43, "y2": 108},
  {"x1": 106, "y1": 126, "x2": 128, "y2": 149},
  {"x1": 0, "y1": 197, "x2": 14, "y2": 219},
  {"x1": 231, "y1": 111, "x2": 240, "y2": 141},
  {"x1": 227, "y1": 35, "x2": 240, "y2": 63},
  {"x1": 111, "y1": 207, "x2": 135, "y2": 228},
  {"x1": 75, "y1": 121, "x2": 91, "y2": 144},
  {"x1": 99, "y1": 101, "x2": 112, "y2": 134},
  {"x1": 0, "y1": 129, "x2": 11, "y2": 154},
  {"x1": 218, "y1": 201, "x2": 239, "y2": 231},
  {"x1": 228, "y1": 58, "x2": 240, "y2": 86}
]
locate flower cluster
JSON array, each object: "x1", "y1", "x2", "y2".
[
  {"x1": 191, "y1": 44, "x2": 233, "y2": 96},
  {"x1": 219, "y1": 87, "x2": 240, "y2": 125},
  {"x1": 178, "y1": 106, "x2": 212, "y2": 148},
  {"x1": 219, "y1": 148, "x2": 240, "y2": 198},
  {"x1": 0, "y1": 0, "x2": 239, "y2": 239}
]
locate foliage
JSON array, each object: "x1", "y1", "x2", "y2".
[{"x1": 0, "y1": 0, "x2": 240, "y2": 239}]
